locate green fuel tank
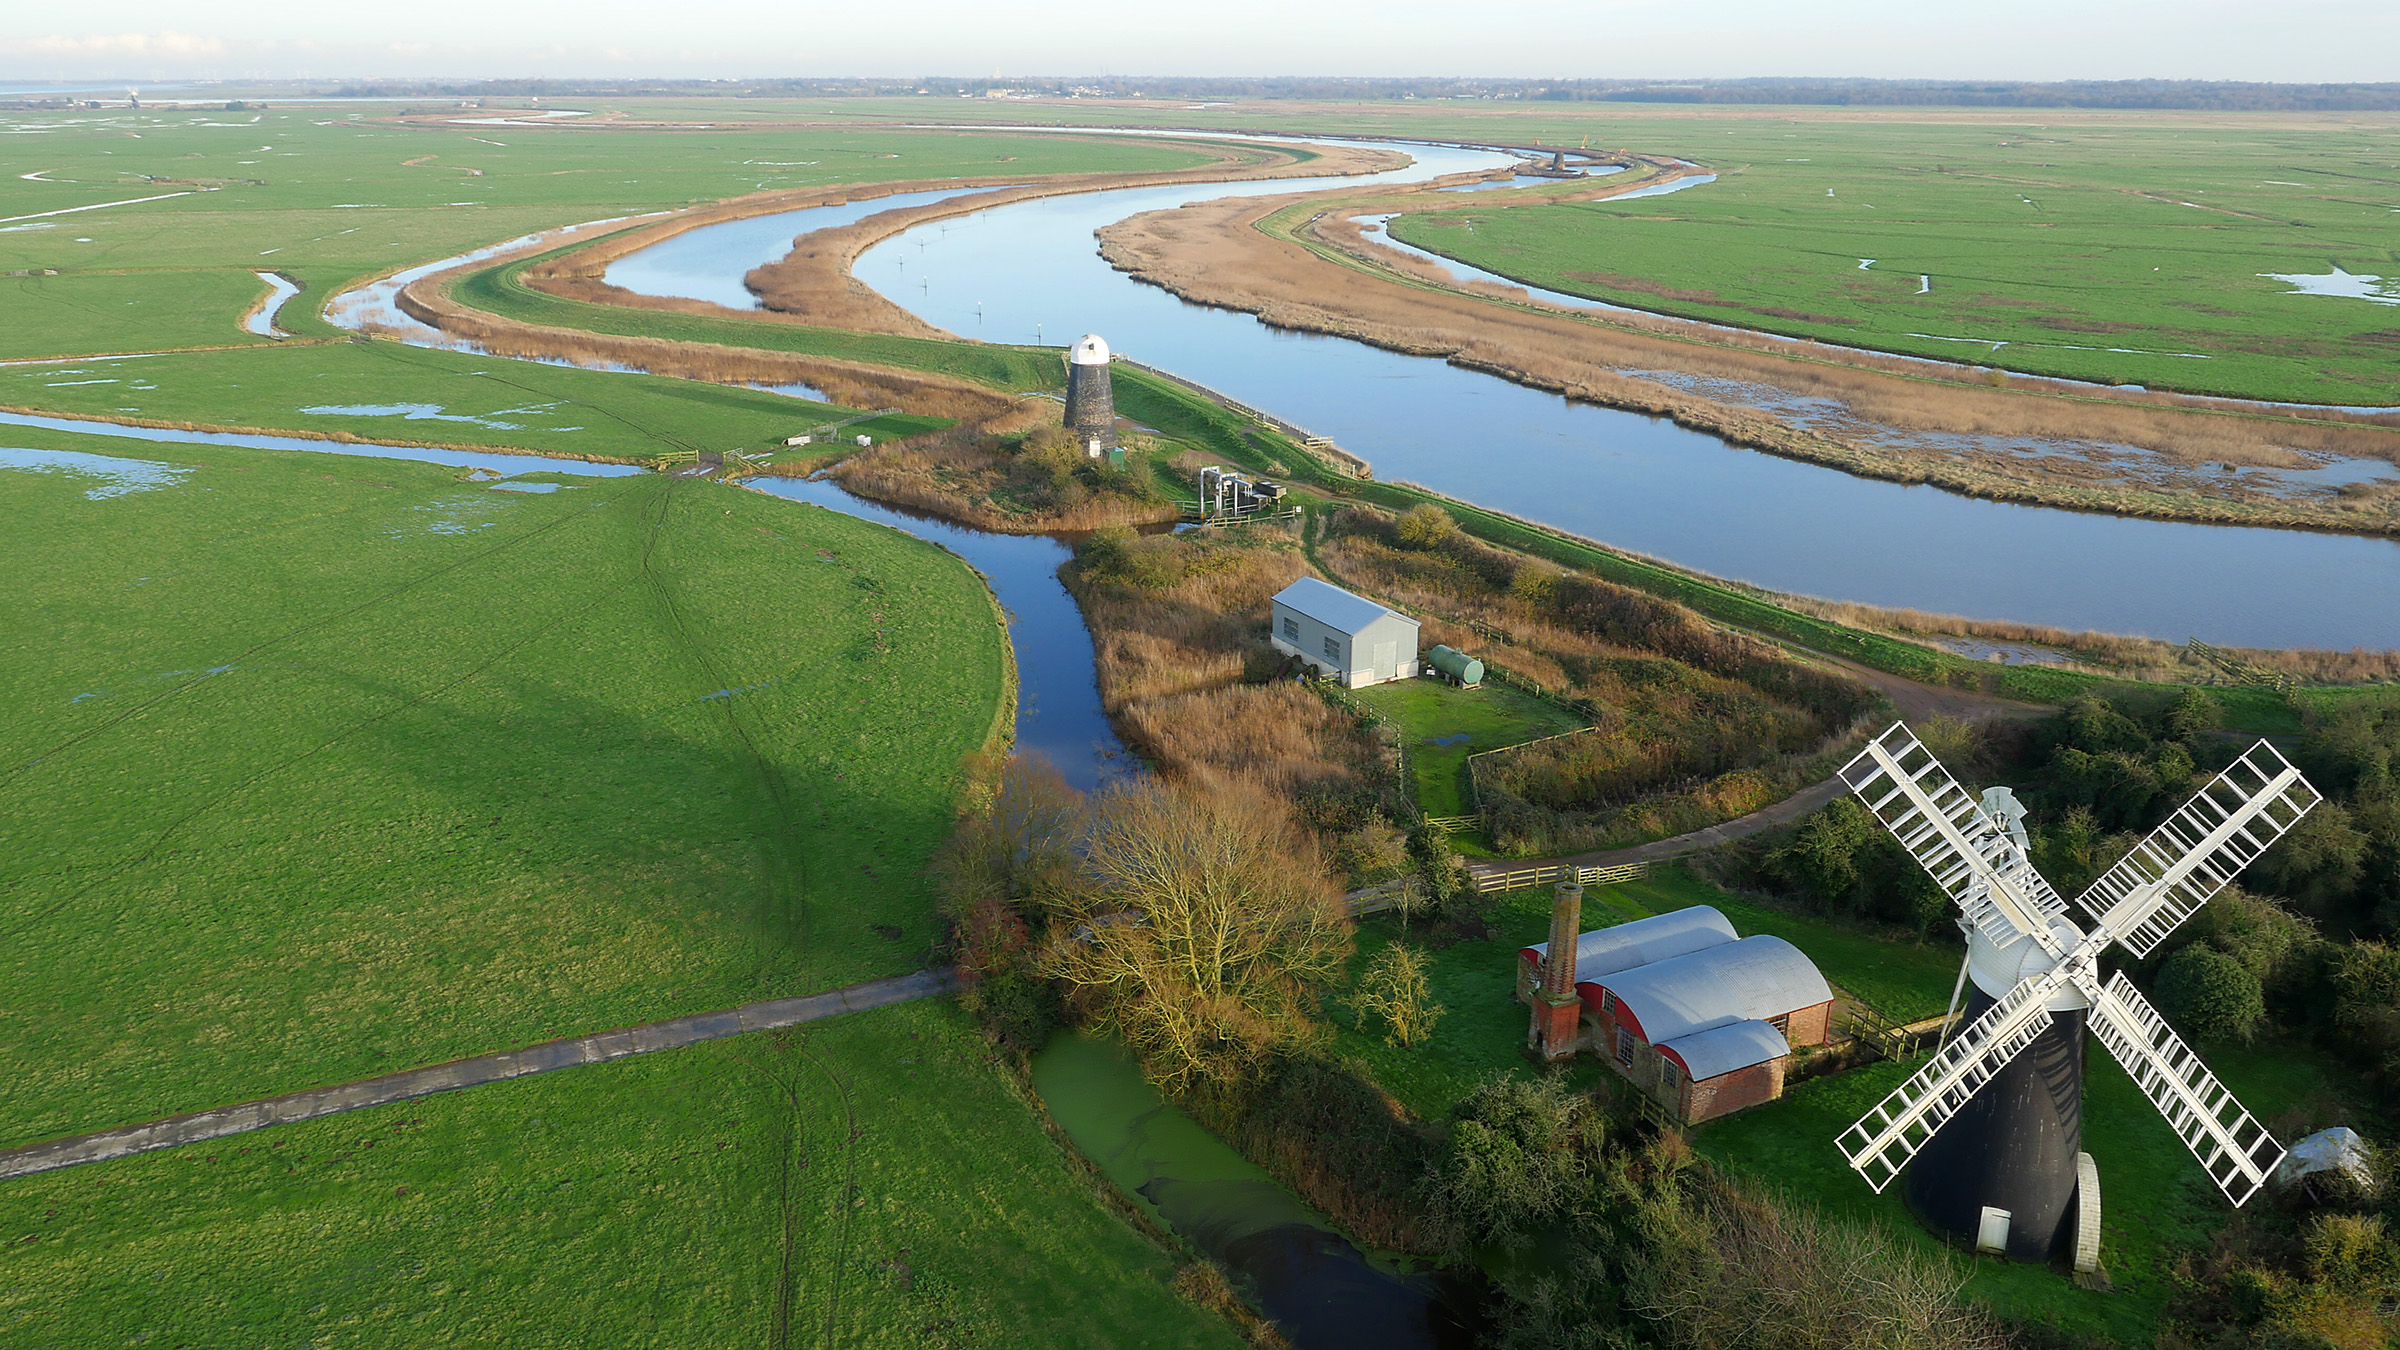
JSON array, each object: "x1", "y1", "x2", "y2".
[{"x1": 1427, "y1": 645, "x2": 1483, "y2": 685}]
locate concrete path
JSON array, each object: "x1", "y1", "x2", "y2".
[{"x1": 0, "y1": 967, "x2": 956, "y2": 1182}]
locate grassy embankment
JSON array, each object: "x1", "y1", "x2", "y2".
[{"x1": 1332, "y1": 864, "x2": 2351, "y2": 1344}]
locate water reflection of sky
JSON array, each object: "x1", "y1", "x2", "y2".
[{"x1": 840, "y1": 144, "x2": 2400, "y2": 650}]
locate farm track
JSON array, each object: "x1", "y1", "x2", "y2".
[{"x1": 0, "y1": 966, "x2": 956, "y2": 1181}]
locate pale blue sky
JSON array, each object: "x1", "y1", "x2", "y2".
[{"x1": 8, "y1": 0, "x2": 2396, "y2": 84}]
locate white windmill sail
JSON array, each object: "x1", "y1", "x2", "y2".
[
  {"x1": 1836, "y1": 969, "x2": 2066, "y2": 1191},
  {"x1": 2087, "y1": 971, "x2": 2285, "y2": 1204},
  {"x1": 1833, "y1": 723, "x2": 2318, "y2": 1213},
  {"x1": 2078, "y1": 740, "x2": 2320, "y2": 956},
  {"x1": 1839, "y1": 723, "x2": 2072, "y2": 957}
]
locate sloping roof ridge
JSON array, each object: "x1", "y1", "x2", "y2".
[
  {"x1": 1272, "y1": 576, "x2": 1417, "y2": 633},
  {"x1": 1658, "y1": 1018, "x2": 1791, "y2": 1080},
  {"x1": 1592, "y1": 933, "x2": 1833, "y2": 1044}
]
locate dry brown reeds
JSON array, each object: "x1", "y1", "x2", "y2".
[
  {"x1": 395, "y1": 274, "x2": 1017, "y2": 425},
  {"x1": 827, "y1": 423, "x2": 1181, "y2": 534},
  {"x1": 1095, "y1": 192, "x2": 2400, "y2": 537},
  {"x1": 1065, "y1": 529, "x2": 1390, "y2": 816}
]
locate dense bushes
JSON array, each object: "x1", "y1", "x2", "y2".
[
  {"x1": 2155, "y1": 943, "x2": 2268, "y2": 1043},
  {"x1": 1415, "y1": 1076, "x2": 2008, "y2": 1350},
  {"x1": 1761, "y1": 796, "x2": 1951, "y2": 935},
  {"x1": 1314, "y1": 505, "x2": 1879, "y2": 856}
]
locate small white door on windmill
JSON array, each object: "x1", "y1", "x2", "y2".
[
  {"x1": 1976, "y1": 1206, "x2": 2012, "y2": 1254},
  {"x1": 1374, "y1": 640, "x2": 1396, "y2": 681}
]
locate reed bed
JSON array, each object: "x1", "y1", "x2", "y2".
[
  {"x1": 1784, "y1": 596, "x2": 2400, "y2": 685},
  {"x1": 1315, "y1": 506, "x2": 1880, "y2": 855},
  {"x1": 1096, "y1": 195, "x2": 2400, "y2": 537},
  {"x1": 1066, "y1": 530, "x2": 1389, "y2": 821},
  {"x1": 827, "y1": 423, "x2": 1182, "y2": 534},
  {"x1": 394, "y1": 280, "x2": 1014, "y2": 424}
]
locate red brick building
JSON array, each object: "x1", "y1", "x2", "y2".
[{"x1": 1520, "y1": 905, "x2": 1834, "y2": 1125}]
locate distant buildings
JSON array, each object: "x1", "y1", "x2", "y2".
[{"x1": 1270, "y1": 578, "x2": 1421, "y2": 688}]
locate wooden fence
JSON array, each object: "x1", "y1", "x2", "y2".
[{"x1": 1470, "y1": 859, "x2": 1650, "y2": 896}]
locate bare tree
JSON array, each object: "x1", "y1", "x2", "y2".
[
  {"x1": 1042, "y1": 779, "x2": 1350, "y2": 1089},
  {"x1": 932, "y1": 754, "x2": 1084, "y2": 910},
  {"x1": 1346, "y1": 942, "x2": 1445, "y2": 1047}
]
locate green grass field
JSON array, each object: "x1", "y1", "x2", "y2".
[
  {"x1": 0, "y1": 111, "x2": 1207, "y2": 355},
  {"x1": 0, "y1": 425, "x2": 1005, "y2": 1142},
  {"x1": 0, "y1": 998, "x2": 1241, "y2": 1348},
  {"x1": 1385, "y1": 117, "x2": 2400, "y2": 404},
  {"x1": 1351, "y1": 677, "x2": 1585, "y2": 817}
]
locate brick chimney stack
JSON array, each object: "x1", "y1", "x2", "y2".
[{"x1": 1530, "y1": 879, "x2": 1585, "y2": 1060}]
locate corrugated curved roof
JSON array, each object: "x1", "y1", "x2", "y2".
[
  {"x1": 1272, "y1": 577, "x2": 1416, "y2": 635},
  {"x1": 1659, "y1": 1019, "x2": 1791, "y2": 1081},
  {"x1": 1586, "y1": 935, "x2": 1832, "y2": 1044},
  {"x1": 1522, "y1": 906, "x2": 1737, "y2": 981}
]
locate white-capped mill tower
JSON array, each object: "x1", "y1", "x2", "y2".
[{"x1": 1064, "y1": 333, "x2": 1116, "y2": 458}]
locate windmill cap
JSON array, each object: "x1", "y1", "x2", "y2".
[{"x1": 1069, "y1": 333, "x2": 1110, "y2": 365}]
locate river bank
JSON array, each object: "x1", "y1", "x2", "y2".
[
  {"x1": 1093, "y1": 187, "x2": 2400, "y2": 539},
  {"x1": 359, "y1": 134, "x2": 2400, "y2": 656}
]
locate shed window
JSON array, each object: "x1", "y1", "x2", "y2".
[
  {"x1": 1615, "y1": 1030, "x2": 1635, "y2": 1069},
  {"x1": 1769, "y1": 1013, "x2": 1790, "y2": 1036},
  {"x1": 1282, "y1": 616, "x2": 1299, "y2": 640},
  {"x1": 1323, "y1": 636, "x2": 1342, "y2": 661},
  {"x1": 1661, "y1": 1056, "x2": 1681, "y2": 1088}
]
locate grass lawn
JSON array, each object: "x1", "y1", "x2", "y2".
[
  {"x1": 0, "y1": 340, "x2": 879, "y2": 463},
  {"x1": 1352, "y1": 677, "x2": 1584, "y2": 817},
  {"x1": 0, "y1": 998, "x2": 1242, "y2": 1349},
  {"x1": 0, "y1": 427, "x2": 1006, "y2": 1144},
  {"x1": 1697, "y1": 1027, "x2": 2355, "y2": 1344}
]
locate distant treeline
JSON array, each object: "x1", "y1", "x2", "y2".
[{"x1": 296, "y1": 75, "x2": 2400, "y2": 112}]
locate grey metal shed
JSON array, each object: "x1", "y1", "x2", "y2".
[
  {"x1": 1594, "y1": 936, "x2": 1834, "y2": 1044},
  {"x1": 1269, "y1": 577, "x2": 1421, "y2": 689},
  {"x1": 1520, "y1": 905, "x2": 1740, "y2": 982}
]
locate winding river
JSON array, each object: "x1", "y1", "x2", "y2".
[
  {"x1": 833, "y1": 140, "x2": 2400, "y2": 651},
  {"x1": 35, "y1": 130, "x2": 2393, "y2": 1342}
]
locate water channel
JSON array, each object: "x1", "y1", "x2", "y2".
[
  {"x1": 1031, "y1": 1033, "x2": 1460, "y2": 1350},
  {"x1": 828, "y1": 142, "x2": 2400, "y2": 650}
]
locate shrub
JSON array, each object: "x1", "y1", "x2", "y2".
[
  {"x1": 2155, "y1": 942, "x2": 2267, "y2": 1043},
  {"x1": 1396, "y1": 502, "x2": 1459, "y2": 548},
  {"x1": 1346, "y1": 942, "x2": 1445, "y2": 1048},
  {"x1": 1418, "y1": 1074, "x2": 1606, "y2": 1253}
]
